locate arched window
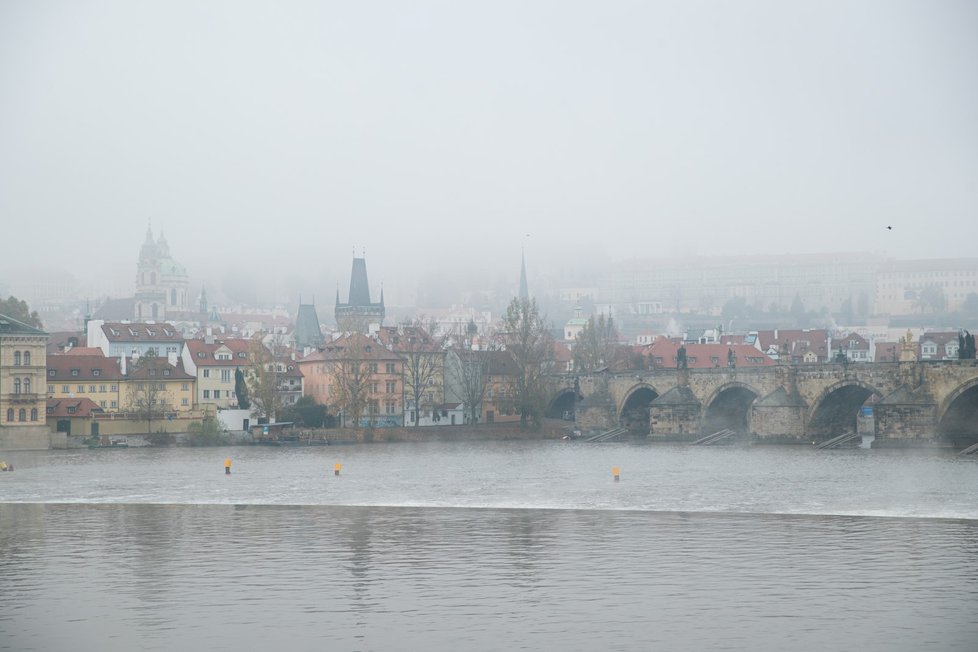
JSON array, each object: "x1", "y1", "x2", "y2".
[
  {"x1": 23, "y1": 351, "x2": 30, "y2": 366},
  {"x1": 23, "y1": 378, "x2": 31, "y2": 394},
  {"x1": 14, "y1": 351, "x2": 21, "y2": 366},
  {"x1": 30, "y1": 408, "x2": 38, "y2": 422},
  {"x1": 6, "y1": 408, "x2": 12, "y2": 422},
  {"x1": 18, "y1": 409, "x2": 26, "y2": 422},
  {"x1": 13, "y1": 378, "x2": 20, "y2": 394}
]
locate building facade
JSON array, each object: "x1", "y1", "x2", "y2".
[{"x1": 1, "y1": 314, "x2": 49, "y2": 440}]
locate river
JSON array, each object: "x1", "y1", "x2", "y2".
[{"x1": 1, "y1": 441, "x2": 976, "y2": 651}]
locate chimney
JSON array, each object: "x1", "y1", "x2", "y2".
[{"x1": 119, "y1": 355, "x2": 127, "y2": 376}]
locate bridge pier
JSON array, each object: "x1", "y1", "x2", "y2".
[
  {"x1": 751, "y1": 387, "x2": 809, "y2": 444},
  {"x1": 873, "y1": 386, "x2": 940, "y2": 448},
  {"x1": 649, "y1": 386, "x2": 701, "y2": 441}
]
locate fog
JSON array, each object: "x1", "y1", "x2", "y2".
[{"x1": 2, "y1": 0, "x2": 976, "y2": 306}]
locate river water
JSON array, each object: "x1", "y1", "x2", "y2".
[{"x1": 1, "y1": 441, "x2": 976, "y2": 651}]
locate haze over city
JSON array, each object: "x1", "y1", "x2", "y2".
[{"x1": 2, "y1": 0, "x2": 977, "y2": 307}]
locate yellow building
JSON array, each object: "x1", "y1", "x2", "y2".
[
  {"x1": 46, "y1": 353, "x2": 125, "y2": 411},
  {"x1": 121, "y1": 354, "x2": 196, "y2": 414},
  {"x1": 1, "y1": 313, "x2": 51, "y2": 448}
]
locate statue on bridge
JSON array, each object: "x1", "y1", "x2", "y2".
[
  {"x1": 727, "y1": 347, "x2": 736, "y2": 369},
  {"x1": 959, "y1": 330, "x2": 976, "y2": 360},
  {"x1": 677, "y1": 345, "x2": 688, "y2": 370}
]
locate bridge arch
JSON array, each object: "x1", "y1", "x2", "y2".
[
  {"x1": 546, "y1": 387, "x2": 579, "y2": 420},
  {"x1": 618, "y1": 384, "x2": 659, "y2": 434},
  {"x1": 702, "y1": 382, "x2": 761, "y2": 434},
  {"x1": 807, "y1": 379, "x2": 882, "y2": 441},
  {"x1": 937, "y1": 378, "x2": 978, "y2": 447}
]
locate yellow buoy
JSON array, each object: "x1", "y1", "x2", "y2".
[
  {"x1": 334, "y1": 462, "x2": 342, "y2": 476},
  {"x1": 612, "y1": 466, "x2": 620, "y2": 482},
  {"x1": 224, "y1": 458, "x2": 232, "y2": 475}
]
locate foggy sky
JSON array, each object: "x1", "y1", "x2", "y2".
[{"x1": 2, "y1": 1, "x2": 976, "y2": 305}]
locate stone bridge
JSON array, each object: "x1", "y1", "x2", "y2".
[{"x1": 545, "y1": 360, "x2": 978, "y2": 448}]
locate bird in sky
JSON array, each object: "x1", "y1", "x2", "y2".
[{"x1": 886, "y1": 226, "x2": 893, "y2": 230}]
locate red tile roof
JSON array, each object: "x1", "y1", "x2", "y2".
[
  {"x1": 47, "y1": 355, "x2": 124, "y2": 382},
  {"x1": 185, "y1": 338, "x2": 253, "y2": 366},
  {"x1": 126, "y1": 357, "x2": 195, "y2": 381},
  {"x1": 643, "y1": 341, "x2": 774, "y2": 368},
  {"x1": 46, "y1": 397, "x2": 103, "y2": 418}
]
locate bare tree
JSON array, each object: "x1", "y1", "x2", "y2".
[
  {"x1": 328, "y1": 334, "x2": 373, "y2": 428},
  {"x1": 247, "y1": 337, "x2": 282, "y2": 423},
  {"x1": 126, "y1": 350, "x2": 171, "y2": 434},
  {"x1": 572, "y1": 313, "x2": 620, "y2": 373},
  {"x1": 390, "y1": 318, "x2": 445, "y2": 426},
  {"x1": 501, "y1": 297, "x2": 554, "y2": 431},
  {"x1": 446, "y1": 347, "x2": 492, "y2": 424}
]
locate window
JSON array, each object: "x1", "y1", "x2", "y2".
[
  {"x1": 238, "y1": 352, "x2": 246, "y2": 359},
  {"x1": 368, "y1": 400, "x2": 379, "y2": 414},
  {"x1": 213, "y1": 390, "x2": 220, "y2": 399},
  {"x1": 203, "y1": 369, "x2": 211, "y2": 378},
  {"x1": 89, "y1": 385, "x2": 96, "y2": 393},
  {"x1": 181, "y1": 383, "x2": 189, "y2": 391},
  {"x1": 221, "y1": 369, "x2": 231, "y2": 382},
  {"x1": 30, "y1": 408, "x2": 37, "y2": 421},
  {"x1": 110, "y1": 400, "x2": 118, "y2": 408},
  {"x1": 386, "y1": 381, "x2": 396, "y2": 394},
  {"x1": 181, "y1": 398, "x2": 188, "y2": 406},
  {"x1": 5, "y1": 408, "x2": 12, "y2": 422},
  {"x1": 386, "y1": 363, "x2": 396, "y2": 374},
  {"x1": 13, "y1": 351, "x2": 20, "y2": 366},
  {"x1": 23, "y1": 351, "x2": 30, "y2": 366},
  {"x1": 71, "y1": 369, "x2": 79, "y2": 377},
  {"x1": 110, "y1": 384, "x2": 118, "y2": 392},
  {"x1": 47, "y1": 385, "x2": 54, "y2": 394},
  {"x1": 385, "y1": 401, "x2": 396, "y2": 414},
  {"x1": 156, "y1": 383, "x2": 165, "y2": 390},
  {"x1": 13, "y1": 378, "x2": 20, "y2": 394},
  {"x1": 18, "y1": 408, "x2": 26, "y2": 421},
  {"x1": 150, "y1": 369, "x2": 157, "y2": 377},
  {"x1": 77, "y1": 385, "x2": 84, "y2": 393},
  {"x1": 66, "y1": 407, "x2": 75, "y2": 415},
  {"x1": 48, "y1": 369, "x2": 55, "y2": 377},
  {"x1": 163, "y1": 369, "x2": 171, "y2": 377},
  {"x1": 62, "y1": 385, "x2": 69, "y2": 393},
  {"x1": 99, "y1": 385, "x2": 106, "y2": 393},
  {"x1": 23, "y1": 378, "x2": 30, "y2": 393},
  {"x1": 203, "y1": 390, "x2": 210, "y2": 399},
  {"x1": 92, "y1": 369, "x2": 101, "y2": 377},
  {"x1": 370, "y1": 382, "x2": 378, "y2": 393},
  {"x1": 197, "y1": 351, "x2": 206, "y2": 358},
  {"x1": 368, "y1": 363, "x2": 378, "y2": 373},
  {"x1": 100, "y1": 401, "x2": 106, "y2": 408}
]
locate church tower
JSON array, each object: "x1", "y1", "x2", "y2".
[
  {"x1": 134, "y1": 226, "x2": 190, "y2": 321},
  {"x1": 335, "y1": 255, "x2": 385, "y2": 333}
]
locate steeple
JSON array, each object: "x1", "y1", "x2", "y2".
[
  {"x1": 335, "y1": 253, "x2": 385, "y2": 332},
  {"x1": 519, "y1": 249, "x2": 530, "y2": 301}
]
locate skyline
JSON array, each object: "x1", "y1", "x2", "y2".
[{"x1": 3, "y1": 1, "x2": 977, "y2": 305}]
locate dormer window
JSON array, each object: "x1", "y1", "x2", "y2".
[
  {"x1": 92, "y1": 369, "x2": 101, "y2": 377},
  {"x1": 71, "y1": 369, "x2": 79, "y2": 377},
  {"x1": 238, "y1": 352, "x2": 246, "y2": 358},
  {"x1": 129, "y1": 328, "x2": 138, "y2": 337},
  {"x1": 48, "y1": 370, "x2": 55, "y2": 377},
  {"x1": 163, "y1": 369, "x2": 171, "y2": 376},
  {"x1": 147, "y1": 329, "x2": 156, "y2": 337},
  {"x1": 163, "y1": 329, "x2": 172, "y2": 337},
  {"x1": 149, "y1": 369, "x2": 157, "y2": 376},
  {"x1": 197, "y1": 351, "x2": 206, "y2": 358},
  {"x1": 67, "y1": 406, "x2": 76, "y2": 414}
]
